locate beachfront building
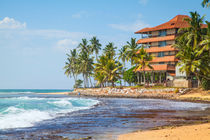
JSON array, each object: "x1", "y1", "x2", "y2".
[{"x1": 135, "y1": 15, "x2": 191, "y2": 85}]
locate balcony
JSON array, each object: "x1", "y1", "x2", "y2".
[
  {"x1": 137, "y1": 35, "x2": 175, "y2": 44},
  {"x1": 136, "y1": 64, "x2": 175, "y2": 72}
]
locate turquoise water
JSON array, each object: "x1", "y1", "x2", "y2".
[
  {"x1": 0, "y1": 89, "x2": 71, "y2": 94},
  {"x1": 0, "y1": 89, "x2": 99, "y2": 130}
]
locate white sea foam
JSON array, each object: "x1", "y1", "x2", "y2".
[
  {"x1": 0, "y1": 109, "x2": 53, "y2": 129},
  {"x1": 0, "y1": 97, "x2": 100, "y2": 130}
]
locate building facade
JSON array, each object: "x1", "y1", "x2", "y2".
[{"x1": 135, "y1": 15, "x2": 192, "y2": 83}]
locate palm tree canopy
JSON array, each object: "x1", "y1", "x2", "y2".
[
  {"x1": 103, "y1": 42, "x2": 117, "y2": 59},
  {"x1": 90, "y1": 36, "x2": 101, "y2": 57}
]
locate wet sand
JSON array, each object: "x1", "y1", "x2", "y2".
[{"x1": 118, "y1": 123, "x2": 210, "y2": 140}]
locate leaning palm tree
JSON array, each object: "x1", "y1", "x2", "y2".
[
  {"x1": 133, "y1": 47, "x2": 153, "y2": 84},
  {"x1": 123, "y1": 38, "x2": 140, "y2": 66},
  {"x1": 90, "y1": 36, "x2": 102, "y2": 59}
]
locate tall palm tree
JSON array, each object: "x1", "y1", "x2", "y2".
[
  {"x1": 118, "y1": 45, "x2": 127, "y2": 66},
  {"x1": 103, "y1": 42, "x2": 117, "y2": 59},
  {"x1": 123, "y1": 38, "x2": 140, "y2": 65},
  {"x1": 202, "y1": 0, "x2": 210, "y2": 7},
  {"x1": 179, "y1": 12, "x2": 205, "y2": 49},
  {"x1": 78, "y1": 47, "x2": 94, "y2": 88},
  {"x1": 174, "y1": 12, "x2": 210, "y2": 85},
  {"x1": 90, "y1": 36, "x2": 102, "y2": 59},
  {"x1": 64, "y1": 49, "x2": 79, "y2": 84},
  {"x1": 133, "y1": 47, "x2": 153, "y2": 84},
  {"x1": 78, "y1": 38, "x2": 91, "y2": 54}
]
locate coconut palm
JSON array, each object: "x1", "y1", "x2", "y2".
[
  {"x1": 123, "y1": 38, "x2": 140, "y2": 65},
  {"x1": 64, "y1": 49, "x2": 79, "y2": 84},
  {"x1": 94, "y1": 55, "x2": 122, "y2": 87},
  {"x1": 103, "y1": 42, "x2": 117, "y2": 59},
  {"x1": 78, "y1": 48, "x2": 94, "y2": 88},
  {"x1": 77, "y1": 38, "x2": 91, "y2": 54},
  {"x1": 133, "y1": 47, "x2": 153, "y2": 84},
  {"x1": 90, "y1": 36, "x2": 102, "y2": 59},
  {"x1": 118, "y1": 45, "x2": 127, "y2": 66},
  {"x1": 174, "y1": 12, "x2": 210, "y2": 85},
  {"x1": 93, "y1": 72, "x2": 105, "y2": 88}
]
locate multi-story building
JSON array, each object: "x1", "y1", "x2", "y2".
[{"x1": 135, "y1": 15, "x2": 207, "y2": 84}]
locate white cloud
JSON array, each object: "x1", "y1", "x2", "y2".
[
  {"x1": 0, "y1": 17, "x2": 26, "y2": 29},
  {"x1": 139, "y1": 0, "x2": 148, "y2": 5},
  {"x1": 72, "y1": 11, "x2": 88, "y2": 19},
  {"x1": 109, "y1": 20, "x2": 149, "y2": 32},
  {"x1": 55, "y1": 39, "x2": 78, "y2": 52}
]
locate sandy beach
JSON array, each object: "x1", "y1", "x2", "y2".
[{"x1": 118, "y1": 123, "x2": 210, "y2": 140}]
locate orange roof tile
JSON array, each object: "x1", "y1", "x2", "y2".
[
  {"x1": 136, "y1": 64, "x2": 175, "y2": 71},
  {"x1": 135, "y1": 15, "x2": 207, "y2": 34},
  {"x1": 145, "y1": 45, "x2": 177, "y2": 53},
  {"x1": 150, "y1": 56, "x2": 178, "y2": 63},
  {"x1": 137, "y1": 35, "x2": 175, "y2": 44}
]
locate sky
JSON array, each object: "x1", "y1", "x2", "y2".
[{"x1": 0, "y1": 0, "x2": 209, "y2": 89}]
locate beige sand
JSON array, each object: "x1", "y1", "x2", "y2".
[
  {"x1": 118, "y1": 123, "x2": 210, "y2": 140},
  {"x1": 39, "y1": 92, "x2": 69, "y2": 95},
  {"x1": 180, "y1": 93, "x2": 210, "y2": 100}
]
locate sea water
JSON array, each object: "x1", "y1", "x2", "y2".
[
  {"x1": 0, "y1": 89, "x2": 210, "y2": 140},
  {"x1": 0, "y1": 89, "x2": 99, "y2": 130}
]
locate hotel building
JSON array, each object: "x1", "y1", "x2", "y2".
[{"x1": 135, "y1": 15, "x2": 193, "y2": 83}]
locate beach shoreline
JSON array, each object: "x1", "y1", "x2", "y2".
[{"x1": 39, "y1": 88, "x2": 210, "y2": 140}]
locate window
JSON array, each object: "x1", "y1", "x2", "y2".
[
  {"x1": 159, "y1": 30, "x2": 166, "y2": 36},
  {"x1": 159, "y1": 62, "x2": 165, "y2": 64},
  {"x1": 158, "y1": 52, "x2": 165, "y2": 57},
  {"x1": 158, "y1": 41, "x2": 166, "y2": 47}
]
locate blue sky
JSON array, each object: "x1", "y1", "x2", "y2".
[{"x1": 0, "y1": 0, "x2": 209, "y2": 89}]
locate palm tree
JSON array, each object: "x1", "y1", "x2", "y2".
[
  {"x1": 133, "y1": 47, "x2": 153, "y2": 84},
  {"x1": 174, "y1": 12, "x2": 210, "y2": 86},
  {"x1": 64, "y1": 49, "x2": 79, "y2": 84},
  {"x1": 123, "y1": 38, "x2": 140, "y2": 65},
  {"x1": 118, "y1": 45, "x2": 127, "y2": 66},
  {"x1": 78, "y1": 48, "x2": 94, "y2": 88},
  {"x1": 78, "y1": 38, "x2": 91, "y2": 54},
  {"x1": 103, "y1": 42, "x2": 117, "y2": 59},
  {"x1": 90, "y1": 36, "x2": 102, "y2": 59},
  {"x1": 202, "y1": 0, "x2": 210, "y2": 7},
  {"x1": 179, "y1": 12, "x2": 205, "y2": 49},
  {"x1": 93, "y1": 72, "x2": 105, "y2": 88},
  {"x1": 94, "y1": 55, "x2": 122, "y2": 87}
]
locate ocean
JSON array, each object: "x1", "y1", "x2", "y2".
[{"x1": 0, "y1": 89, "x2": 210, "y2": 140}]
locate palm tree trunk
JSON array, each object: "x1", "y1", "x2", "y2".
[
  {"x1": 89, "y1": 76, "x2": 93, "y2": 88},
  {"x1": 144, "y1": 71, "x2": 146, "y2": 85},
  {"x1": 137, "y1": 72, "x2": 140, "y2": 84}
]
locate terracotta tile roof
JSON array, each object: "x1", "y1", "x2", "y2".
[
  {"x1": 137, "y1": 35, "x2": 175, "y2": 44},
  {"x1": 136, "y1": 64, "x2": 175, "y2": 72},
  {"x1": 144, "y1": 45, "x2": 177, "y2": 53},
  {"x1": 150, "y1": 56, "x2": 178, "y2": 63},
  {"x1": 135, "y1": 15, "x2": 207, "y2": 34}
]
